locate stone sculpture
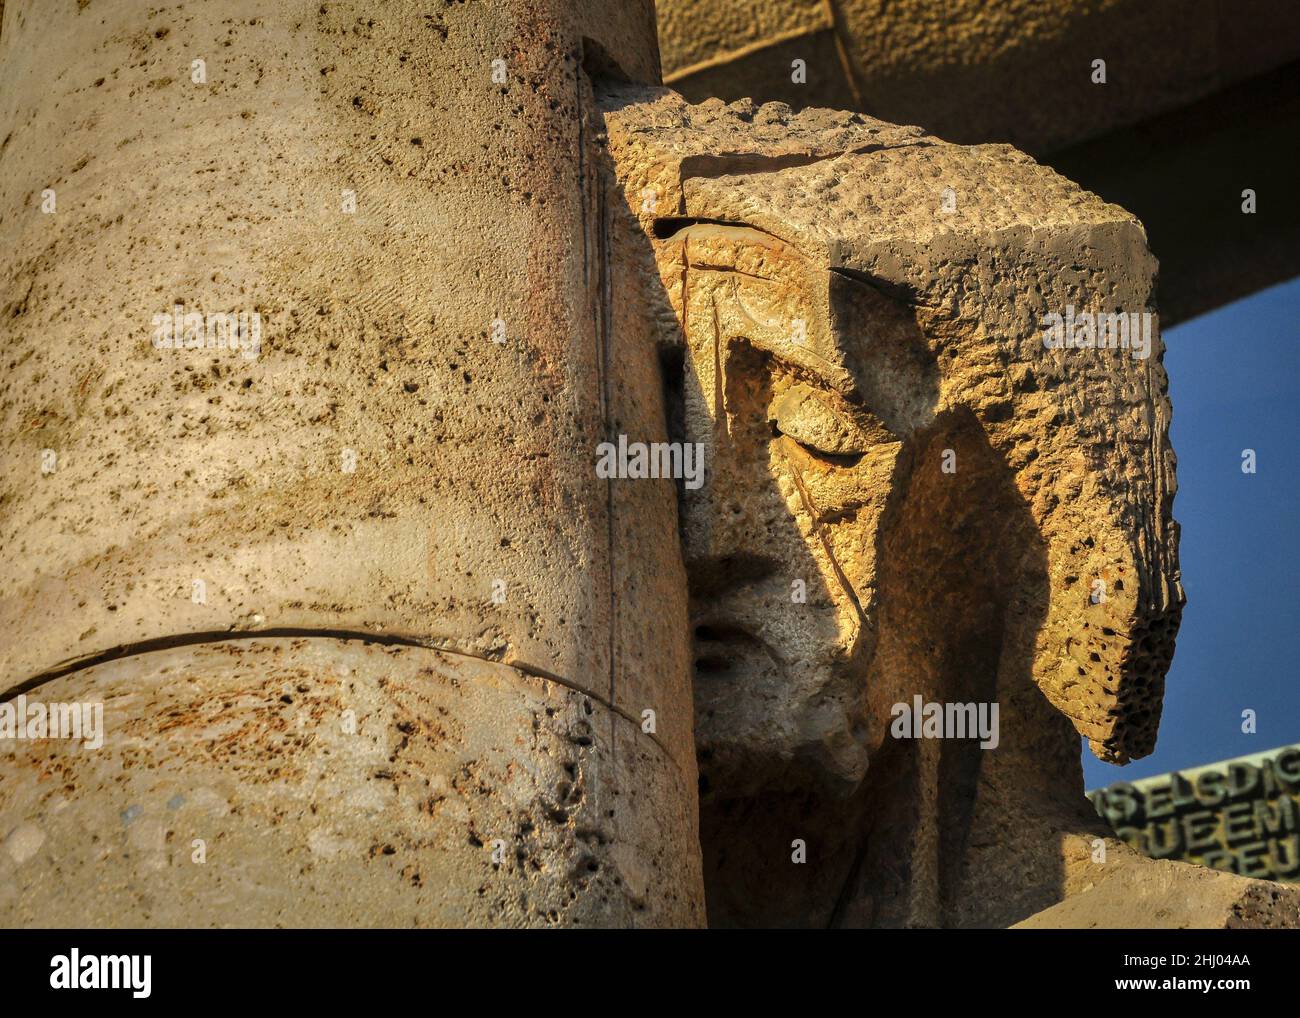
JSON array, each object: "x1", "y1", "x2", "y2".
[
  {"x1": 1, "y1": 0, "x2": 1295, "y2": 929},
  {"x1": 601, "y1": 86, "x2": 1184, "y2": 926}
]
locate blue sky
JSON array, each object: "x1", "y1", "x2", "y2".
[{"x1": 1082, "y1": 276, "x2": 1300, "y2": 789}]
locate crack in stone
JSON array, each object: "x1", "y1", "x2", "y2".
[{"x1": 1, "y1": 627, "x2": 680, "y2": 771}]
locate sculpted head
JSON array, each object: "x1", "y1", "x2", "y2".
[
  {"x1": 604, "y1": 89, "x2": 1183, "y2": 924},
  {"x1": 659, "y1": 224, "x2": 926, "y2": 796},
  {"x1": 656, "y1": 217, "x2": 1182, "y2": 806}
]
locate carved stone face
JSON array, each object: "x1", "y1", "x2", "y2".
[
  {"x1": 610, "y1": 89, "x2": 1183, "y2": 924},
  {"x1": 665, "y1": 225, "x2": 932, "y2": 798},
  {"x1": 659, "y1": 221, "x2": 1182, "y2": 812}
]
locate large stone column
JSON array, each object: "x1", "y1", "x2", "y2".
[{"x1": 0, "y1": 0, "x2": 703, "y2": 926}]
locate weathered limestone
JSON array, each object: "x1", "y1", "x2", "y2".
[
  {"x1": 657, "y1": 0, "x2": 1300, "y2": 155},
  {"x1": 657, "y1": 1, "x2": 1300, "y2": 326},
  {"x1": 1016, "y1": 841, "x2": 1300, "y2": 929},
  {"x1": 601, "y1": 88, "x2": 1186, "y2": 926},
  {"x1": 0, "y1": 638, "x2": 695, "y2": 926},
  {"x1": 594, "y1": 86, "x2": 1300, "y2": 928},
  {"x1": 604, "y1": 87, "x2": 1182, "y2": 756},
  {"x1": 0, "y1": 0, "x2": 703, "y2": 925},
  {"x1": 2, "y1": 1, "x2": 1292, "y2": 931}
]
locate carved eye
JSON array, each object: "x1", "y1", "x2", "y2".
[{"x1": 769, "y1": 383, "x2": 894, "y2": 459}]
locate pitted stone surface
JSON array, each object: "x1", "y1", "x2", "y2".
[
  {"x1": 4, "y1": 2, "x2": 1283, "y2": 933},
  {"x1": 657, "y1": 0, "x2": 1300, "y2": 155},
  {"x1": 0, "y1": 0, "x2": 702, "y2": 928},
  {"x1": 602, "y1": 89, "x2": 1184, "y2": 927},
  {"x1": 604, "y1": 89, "x2": 1182, "y2": 768},
  {"x1": 0, "y1": 638, "x2": 701, "y2": 927}
]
